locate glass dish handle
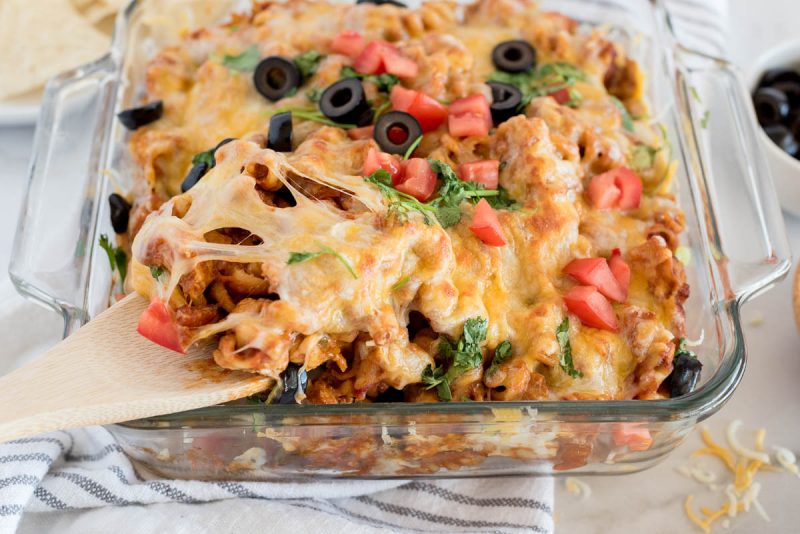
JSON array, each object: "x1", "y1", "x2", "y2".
[
  {"x1": 9, "y1": 55, "x2": 119, "y2": 334},
  {"x1": 675, "y1": 47, "x2": 792, "y2": 303}
]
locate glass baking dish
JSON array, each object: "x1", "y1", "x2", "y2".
[{"x1": 9, "y1": 0, "x2": 791, "y2": 479}]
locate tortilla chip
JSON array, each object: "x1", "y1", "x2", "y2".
[{"x1": 0, "y1": 0, "x2": 110, "y2": 100}]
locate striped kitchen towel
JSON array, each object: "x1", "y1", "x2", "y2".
[
  {"x1": 0, "y1": 0, "x2": 727, "y2": 533},
  {"x1": 0, "y1": 427, "x2": 553, "y2": 534}
]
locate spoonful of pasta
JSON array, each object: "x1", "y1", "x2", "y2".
[{"x1": 0, "y1": 294, "x2": 273, "y2": 444}]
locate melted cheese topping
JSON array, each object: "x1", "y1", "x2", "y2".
[{"x1": 127, "y1": 0, "x2": 689, "y2": 400}]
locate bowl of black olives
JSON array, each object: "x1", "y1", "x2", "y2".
[{"x1": 751, "y1": 41, "x2": 800, "y2": 217}]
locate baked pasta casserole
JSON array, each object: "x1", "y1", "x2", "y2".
[{"x1": 109, "y1": 0, "x2": 698, "y2": 407}]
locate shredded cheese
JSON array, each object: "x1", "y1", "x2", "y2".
[
  {"x1": 726, "y1": 420, "x2": 770, "y2": 464},
  {"x1": 682, "y1": 423, "x2": 789, "y2": 533},
  {"x1": 773, "y1": 446, "x2": 799, "y2": 476}
]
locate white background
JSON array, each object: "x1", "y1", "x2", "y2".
[{"x1": 0, "y1": 0, "x2": 798, "y2": 532}]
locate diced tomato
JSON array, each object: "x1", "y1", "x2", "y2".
[
  {"x1": 348, "y1": 125, "x2": 374, "y2": 140},
  {"x1": 137, "y1": 299, "x2": 184, "y2": 353},
  {"x1": 380, "y1": 44, "x2": 419, "y2": 78},
  {"x1": 614, "y1": 167, "x2": 643, "y2": 209},
  {"x1": 363, "y1": 147, "x2": 403, "y2": 184},
  {"x1": 395, "y1": 158, "x2": 436, "y2": 201},
  {"x1": 549, "y1": 88, "x2": 570, "y2": 104},
  {"x1": 353, "y1": 41, "x2": 418, "y2": 78},
  {"x1": 353, "y1": 41, "x2": 386, "y2": 74},
  {"x1": 563, "y1": 285, "x2": 618, "y2": 331},
  {"x1": 608, "y1": 249, "x2": 630, "y2": 298},
  {"x1": 612, "y1": 423, "x2": 653, "y2": 451},
  {"x1": 448, "y1": 94, "x2": 492, "y2": 138},
  {"x1": 390, "y1": 85, "x2": 448, "y2": 132},
  {"x1": 588, "y1": 171, "x2": 622, "y2": 209},
  {"x1": 458, "y1": 160, "x2": 500, "y2": 189},
  {"x1": 469, "y1": 198, "x2": 507, "y2": 246},
  {"x1": 331, "y1": 30, "x2": 366, "y2": 59},
  {"x1": 563, "y1": 257, "x2": 626, "y2": 303},
  {"x1": 588, "y1": 167, "x2": 642, "y2": 210}
]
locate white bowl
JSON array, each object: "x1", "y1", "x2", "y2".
[{"x1": 748, "y1": 40, "x2": 800, "y2": 218}]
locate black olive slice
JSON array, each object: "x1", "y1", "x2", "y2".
[
  {"x1": 253, "y1": 56, "x2": 301, "y2": 101},
  {"x1": 666, "y1": 352, "x2": 703, "y2": 398},
  {"x1": 319, "y1": 78, "x2": 372, "y2": 126},
  {"x1": 117, "y1": 101, "x2": 163, "y2": 130},
  {"x1": 181, "y1": 162, "x2": 209, "y2": 193},
  {"x1": 273, "y1": 364, "x2": 308, "y2": 404},
  {"x1": 487, "y1": 81, "x2": 523, "y2": 125},
  {"x1": 491, "y1": 40, "x2": 536, "y2": 73},
  {"x1": 268, "y1": 112, "x2": 293, "y2": 152},
  {"x1": 771, "y1": 81, "x2": 800, "y2": 109},
  {"x1": 759, "y1": 68, "x2": 800, "y2": 88},
  {"x1": 373, "y1": 111, "x2": 422, "y2": 155},
  {"x1": 215, "y1": 137, "x2": 236, "y2": 151},
  {"x1": 764, "y1": 124, "x2": 800, "y2": 157},
  {"x1": 356, "y1": 0, "x2": 406, "y2": 6},
  {"x1": 108, "y1": 193, "x2": 131, "y2": 234},
  {"x1": 753, "y1": 87, "x2": 790, "y2": 127}
]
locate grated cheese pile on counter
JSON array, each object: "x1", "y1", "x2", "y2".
[{"x1": 680, "y1": 420, "x2": 799, "y2": 533}]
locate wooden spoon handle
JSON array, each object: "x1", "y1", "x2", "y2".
[{"x1": 0, "y1": 294, "x2": 272, "y2": 443}]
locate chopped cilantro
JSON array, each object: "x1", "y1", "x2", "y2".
[
  {"x1": 421, "y1": 317, "x2": 489, "y2": 401},
  {"x1": 294, "y1": 50, "x2": 324, "y2": 80},
  {"x1": 556, "y1": 318, "x2": 582, "y2": 378},
  {"x1": 149, "y1": 266, "x2": 165, "y2": 279},
  {"x1": 287, "y1": 244, "x2": 358, "y2": 279},
  {"x1": 485, "y1": 186, "x2": 522, "y2": 211},
  {"x1": 565, "y1": 88, "x2": 583, "y2": 108},
  {"x1": 392, "y1": 276, "x2": 411, "y2": 291},
  {"x1": 288, "y1": 251, "x2": 323, "y2": 264},
  {"x1": 487, "y1": 340, "x2": 513, "y2": 376},
  {"x1": 219, "y1": 45, "x2": 260, "y2": 72},
  {"x1": 690, "y1": 86, "x2": 702, "y2": 103},
  {"x1": 341, "y1": 66, "x2": 399, "y2": 93},
  {"x1": 99, "y1": 234, "x2": 127, "y2": 284},
  {"x1": 488, "y1": 62, "x2": 587, "y2": 108},
  {"x1": 269, "y1": 107, "x2": 355, "y2": 128},
  {"x1": 403, "y1": 135, "x2": 423, "y2": 160},
  {"x1": 364, "y1": 169, "x2": 437, "y2": 225},
  {"x1": 306, "y1": 88, "x2": 322, "y2": 103},
  {"x1": 610, "y1": 96, "x2": 634, "y2": 132},
  {"x1": 192, "y1": 148, "x2": 215, "y2": 167}
]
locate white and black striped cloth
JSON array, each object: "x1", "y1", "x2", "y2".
[{"x1": 0, "y1": 1, "x2": 727, "y2": 532}]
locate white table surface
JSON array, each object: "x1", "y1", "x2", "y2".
[{"x1": 1, "y1": 0, "x2": 799, "y2": 532}]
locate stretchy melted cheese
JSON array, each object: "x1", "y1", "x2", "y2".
[{"x1": 126, "y1": 0, "x2": 688, "y2": 402}]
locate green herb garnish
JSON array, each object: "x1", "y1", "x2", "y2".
[
  {"x1": 610, "y1": 96, "x2": 634, "y2": 132},
  {"x1": 556, "y1": 318, "x2": 582, "y2": 378},
  {"x1": 565, "y1": 88, "x2": 583, "y2": 108},
  {"x1": 295, "y1": 50, "x2": 324, "y2": 80},
  {"x1": 403, "y1": 135, "x2": 423, "y2": 160},
  {"x1": 421, "y1": 316, "x2": 489, "y2": 401},
  {"x1": 392, "y1": 276, "x2": 411, "y2": 291},
  {"x1": 489, "y1": 62, "x2": 587, "y2": 108},
  {"x1": 99, "y1": 234, "x2": 127, "y2": 284},
  {"x1": 287, "y1": 243, "x2": 358, "y2": 279},
  {"x1": 306, "y1": 88, "x2": 322, "y2": 103},
  {"x1": 690, "y1": 86, "x2": 702, "y2": 103},
  {"x1": 487, "y1": 340, "x2": 513, "y2": 377},
  {"x1": 269, "y1": 107, "x2": 355, "y2": 128},
  {"x1": 192, "y1": 148, "x2": 215, "y2": 167},
  {"x1": 341, "y1": 66, "x2": 399, "y2": 93},
  {"x1": 220, "y1": 44, "x2": 260, "y2": 72},
  {"x1": 364, "y1": 169, "x2": 437, "y2": 224},
  {"x1": 675, "y1": 337, "x2": 697, "y2": 359},
  {"x1": 149, "y1": 266, "x2": 165, "y2": 279}
]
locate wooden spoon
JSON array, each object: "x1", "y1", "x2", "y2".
[{"x1": 0, "y1": 294, "x2": 273, "y2": 444}]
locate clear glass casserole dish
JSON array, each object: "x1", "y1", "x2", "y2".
[{"x1": 9, "y1": 0, "x2": 791, "y2": 479}]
